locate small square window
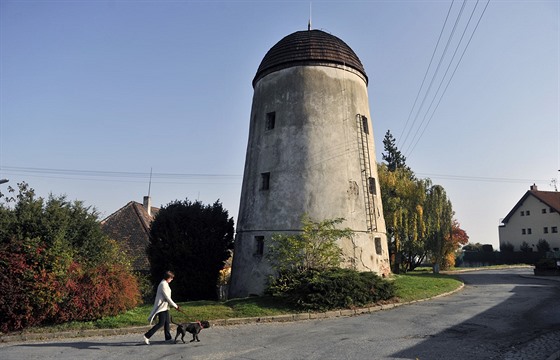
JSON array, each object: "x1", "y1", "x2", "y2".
[
  {"x1": 521, "y1": 211, "x2": 525, "y2": 216},
  {"x1": 254, "y1": 236, "x2": 264, "y2": 256},
  {"x1": 542, "y1": 208, "x2": 547, "y2": 214},
  {"x1": 544, "y1": 227, "x2": 549, "y2": 234},
  {"x1": 526, "y1": 210, "x2": 531, "y2": 216},
  {"x1": 552, "y1": 227, "x2": 558, "y2": 233},
  {"x1": 266, "y1": 112, "x2": 276, "y2": 130},
  {"x1": 260, "y1": 172, "x2": 270, "y2": 190}
]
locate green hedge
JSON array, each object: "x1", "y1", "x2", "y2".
[{"x1": 266, "y1": 268, "x2": 395, "y2": 311}]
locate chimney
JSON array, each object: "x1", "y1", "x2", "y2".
[
  {"x1": 143, "y1": 196, "x2": 152, "y2": 217},
  {"x1": 530, "y1": 183, "x2": 538, "y2": 191}
]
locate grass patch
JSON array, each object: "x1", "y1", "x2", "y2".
[
  {"x1": 20, "y1": 273, "x2": 463, "y2": 335},
  {"x1": 392, "y1": 273, "x2": 462, "y2": 302}
]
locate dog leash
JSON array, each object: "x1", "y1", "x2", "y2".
[{"x1": 175, "y1": 307, "x2": 187, "y2": 315}]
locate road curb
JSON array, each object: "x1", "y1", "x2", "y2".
[{"x1": 0, "y1": 282, "x2": 466, "y2": 344}]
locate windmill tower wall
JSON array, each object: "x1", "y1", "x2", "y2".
[{"x1": 229, "y1": 30, "x2": 391, "y2": 298}]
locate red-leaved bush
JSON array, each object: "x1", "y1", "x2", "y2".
[{"x1": 0, "y1": 183, "x2": 141, "y2": 333}]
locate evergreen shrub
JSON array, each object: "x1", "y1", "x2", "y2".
[{"x1": 266, "y1": 268, "x2": 395, "y2": 311}]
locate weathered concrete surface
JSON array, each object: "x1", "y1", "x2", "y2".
[{"x1": 230, "y1": 63, "x2": 390, "y2": 298}]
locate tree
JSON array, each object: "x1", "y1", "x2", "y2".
[
  {"x1": 382, "y1": 130, "x2": 410, "y2": 172},
  {"x1": 266, "y1": 215, "x2": 353, "y2": 275},
  {"x1": 148, "y1": 199, "x2": 234, "y2": 301},
  {"x1": 520, "y1": 241, "x2": 532, "y2": 253},
  {"x1": 440, "y1": 219, "x2": 469, "y2": 269},
  {"x1": 378, "y1": 163, "x2": 428, "y2": 272},
  {"x1": 462, "y1": 242, "x2": 484, "y2": 251},
  {"x1": 265, "y1": 216, "x2": 396, "y2": 310},
  {"x1": 536, "y1": 239, "x2": 551, "y2": 253},
  {"x1": 0, "y1": 182, "x2": 139, "y2": 332},
  {"x1": 424, "y1": 185, "x2": 453, "y2": 273}
]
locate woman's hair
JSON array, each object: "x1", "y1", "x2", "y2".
[{"x1": 163, "y1": 271, "x2": 175, "y2": 280}]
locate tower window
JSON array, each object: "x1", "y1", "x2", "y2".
[
  {"x1": 527, "y1": 228, "x2": 532, "y2": 234},
  {"x1": 254, "y1": 236, "x2": 264, "y2": 256},
  {"x1": 374, "y1": 237, "x2": 382, "y2": 255},
  {"x1": 522, "y1": 229, "x2": 526, "y2": 235},
  {"x1": 544, "y1": 227, "x2": 549, "y2": 234},
  {"x1": 368, "y1": 177, "x2": 377, "y2": 195},
  {"x1": 552, "y1": 227, "x2": 558, "y2": 233},
  {"x1": 361, "y1": 115, "x2": 369, "y2": 134},
  {"x1": 260, "y1": 172, "x2": 270, "y2": 190},
  {"x1": 266, "y1": 112, "x2": 276, "y2": 130}
]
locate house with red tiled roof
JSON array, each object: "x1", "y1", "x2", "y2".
[
  {"x1": 101, "y1": 196, "x2": 159, "y2": 273},
  {"x1": 499, "y1": 184, "x2": 560, "y2": 252}
]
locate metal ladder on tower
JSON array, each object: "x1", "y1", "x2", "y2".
[{"x1": 356, "y1": 114, "x2": 377, "y2": 232}]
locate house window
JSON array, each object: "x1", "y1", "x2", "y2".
[
  {"x1": 550, "y1": 207, "x2": 555, "y2": 213},
  {"x1": 544, "y1": 227, "x2": 549, "y2": 234},
  {"x1": 260, "y1": 172, "x2": 270, "y2": 190},
  {"x1": 542, "y1": 208, "x2": 547, "y2": 214},
  {"x1": 526, "y1": 210, "x2": 531, "y2": 216},
  {"x1": 522, "y1": 229, "x2": 526, "y2": 235},
  {"x1": 265, "y1": 112, "x2": 276, "y2": 130},
  {"x1": 527, "y1": 228, "x2": 532, "y2": 235},
  {"x1": 552, "y1": 227, "x2": 558, "y2": 233},
  {"x1": 254, "y1": 236, "x2": 264, "y2": 256},
  {"x1": 521, "y1": 211, "x2": 525, "y2": 216}
]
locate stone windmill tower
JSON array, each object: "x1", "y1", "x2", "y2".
[{"x1": 229, "y1": 28, "x2": 391, "y2": 298}]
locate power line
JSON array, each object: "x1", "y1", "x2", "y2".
[
  {"x1": 406, "y1": 0, "x2": 490, "y2": 156},
  {"x1": 398, "y1": 0, "x2": 491, "y2": 158},
  {"x1": 397, "y1": 0, "x2": 456, "y2": 149},
  {"x1": 417, "y1": 172, "x2": 549, "y2": 184},
  {"x1": 400, "y1": 0, "x2": 466, "y2": 150},
  {"x1": 1, "y1": 165, "x2": 242, "y2": 184}
]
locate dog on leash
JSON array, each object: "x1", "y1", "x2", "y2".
[{"x1": 171, "y1": 317, "x2": 210, "y2": 344}]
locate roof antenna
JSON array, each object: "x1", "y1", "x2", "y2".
[
  {"x1": 147, "y1": 167, "x2": 153, "y2": 197},
  {"x1": 308, "y1": 2, "x2": 312, "y2": 30}
]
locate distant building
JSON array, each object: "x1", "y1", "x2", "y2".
[
  {"x1": 101, "y1": 196, "x2": 159, "y2": 273},
  {"x1": 499, "y1": 184, "x2": 560, "y2": 251}
]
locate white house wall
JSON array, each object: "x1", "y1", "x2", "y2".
[{"x1": 499, "y1": 195, "x2": 560, "y2": 251}]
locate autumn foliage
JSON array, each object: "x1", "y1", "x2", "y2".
[{"x1": 0, "y1": 183, "x2": 140, "y2": 333}]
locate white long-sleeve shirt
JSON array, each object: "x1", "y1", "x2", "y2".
[{"x1": 148, "y1": 279, "x2": 178, "y2": 324}]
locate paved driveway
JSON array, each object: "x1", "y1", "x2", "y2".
[{"x1": 1, "y1": 268, "x2": 559, "y2": 360}]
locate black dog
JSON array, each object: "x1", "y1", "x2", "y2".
[{"x1": 171, "y1": 317, "x2": 210, "y2": 344}]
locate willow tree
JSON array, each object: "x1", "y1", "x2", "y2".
[
  {"x1": 424, "y1": 185, "x2": 453, "y2": 273},
  {"x1": 378, "y1": 163, "x2": 428, "y2": 272}
]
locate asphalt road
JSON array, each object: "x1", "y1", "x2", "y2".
[{"x1": 1, "y1": 268, "x2": 559, "y2": 360}]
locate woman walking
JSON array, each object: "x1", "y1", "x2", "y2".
[{"x1": 143, "y1": 271, "x2": 180, "y2": 344}]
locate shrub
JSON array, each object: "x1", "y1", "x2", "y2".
[
  {"x1": 500, "y1": 242, "x2": 514, "y2": 253},
  {"x1": 0, "y1": 183, "x2": 140, "y2": 332},
  {"x1": 537, "y1": 239, "x2": 551, "y2": 253},
  {"x1": 266, "y1": 268, "x2": 395, "y2": 311}
]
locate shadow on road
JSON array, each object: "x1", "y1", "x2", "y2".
[{"x1": 392, "y1": 271, "x2": 560, "y2": 359}]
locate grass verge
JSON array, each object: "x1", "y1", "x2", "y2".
[{"x1": 21, "y1": 272, "x2": 463, "y2": 334}]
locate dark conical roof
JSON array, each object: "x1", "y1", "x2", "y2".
[{"x1": 253, "y1": 29, "x2": 367, "y2": 87}]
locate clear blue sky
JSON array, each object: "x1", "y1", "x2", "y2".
[{"x1": 1, "y1": 0, "x2": 558, "y2": 250}]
